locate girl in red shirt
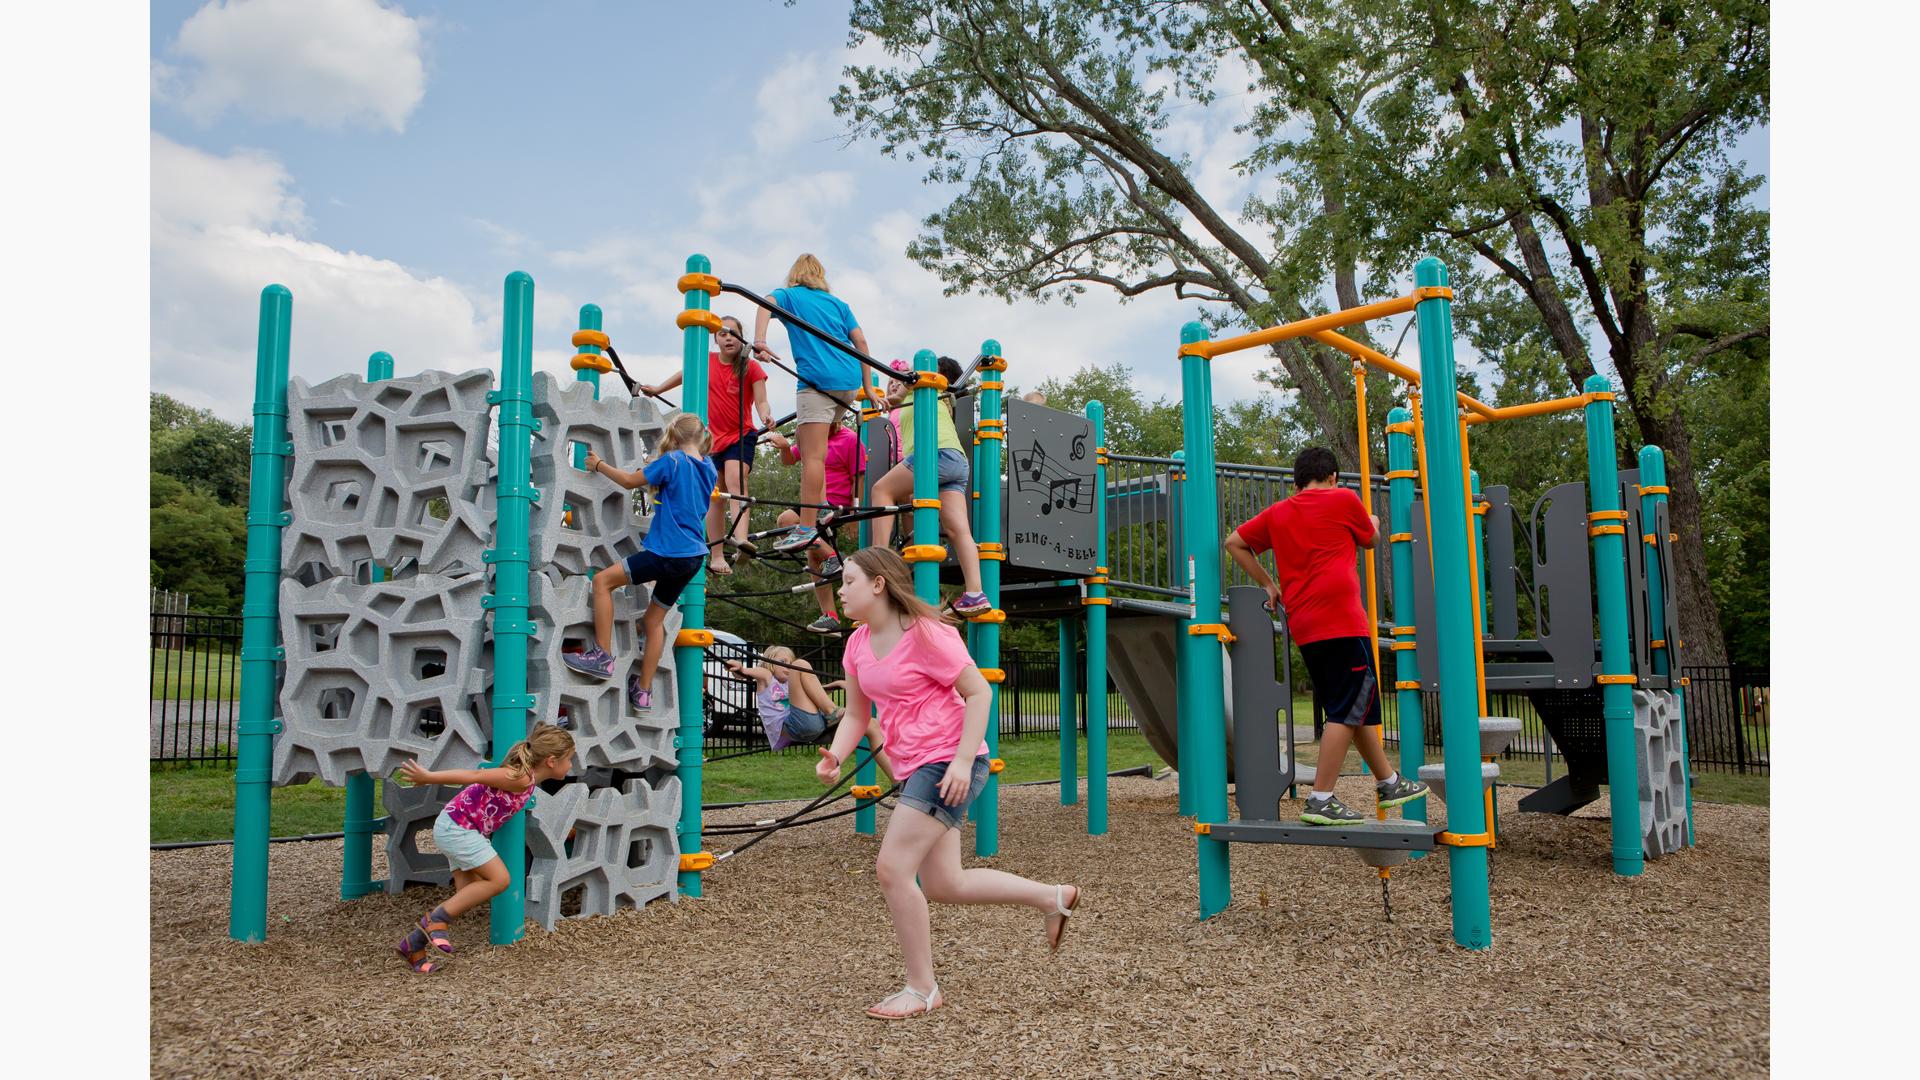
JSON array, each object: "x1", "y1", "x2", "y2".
[{"x1": 645, "y1": 314, "x2": 773, "y2": 575}]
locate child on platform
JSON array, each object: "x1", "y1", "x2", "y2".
[
  {"x1": 765, "y1": 417, "x2": 866, "y2": 634},
  {"x1": 870, "y1": 356, "x2": 991, "y2": 618},
  {"x1": 724, "y1": 646, "x2": 847, "y2": 750},
  {"x1": 818, "y1": 547, "x2": 1080, "y2": 1020},
  {"x1": 754, "y1": 254, "x2": 869, "y2": 556},
  {"x1": 394, "y1": 723, "x2": 575, "y2": 973},
  {"x1": 566, "y1": 413, "x2": 719, "y2": 713},
  {"x1": 1222, "y1": 446, "x2": 1430, "y2": 825}
]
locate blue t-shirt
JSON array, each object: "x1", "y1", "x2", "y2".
[
  {"x1": 770, "y1": 285, "x2": 861, "y2": 392},
  {"x1": 641, "y1": 449, "x2": 719, "y2": 558}
]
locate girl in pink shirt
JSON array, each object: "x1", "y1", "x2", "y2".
[
  {"x1": 818, "y1": 546, "x2": 1082, "y2": 1020},
  {"x1": 393, "y1": 723, "x2": 575, "y2": 974}
]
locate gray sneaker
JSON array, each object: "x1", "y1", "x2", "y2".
[
  {"x1": 1375, "y1": 775, "x2": 1430, "y2": 810},
  {"x1": 1300, "y1": 794, "x2": 1364, "y2": 826},
  {"x1": 805, "y1": 615, "x2": 842, "y2": 636}
]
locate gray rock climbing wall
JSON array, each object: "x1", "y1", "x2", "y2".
[
  {"x1": 530, "y1": 372, "x2": 670, "y2": 576},
  {"x1": 524, "y1": 777, "x2": 682, "y2": 930},
  {"x1": 1634, "y1": 689, "x2": 1689, "y2": 857},
  {"x1": 528, "y1": 573, "x2": 680, "y2": 772}
]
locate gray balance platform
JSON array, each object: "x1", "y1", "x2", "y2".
[{"x1": 1206, "y1": 817, "x2": 1435, "y2": 852}]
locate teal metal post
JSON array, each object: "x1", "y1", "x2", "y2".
[
  {"x1": 1584, "y1": 380, "x2": 1644, "y2": 877},
  {"x1": 486, "y1": 272, "x2": 537, "y2": 945},
  {"x1": 1178, "y1": 323, "x2": 1231, "y2": 920},
  {"x1": 1637, "y1": 445, "x2": 1693, "y2": 846},
  {"x1": 970, "y1": 341, "x2": 1006, "y2": 854},
  {"x1": 341, "y1": 349, "x2": 395, "y2": 901},
  {"x1": 1086, "y1": 399, "x2": 1110, "y2": 835},
  {"x1": 1410, "y1": 259, "x2": 1492, "y2": 949},
  {"x1": 908, "y1": 349, "x2": 941, "y2": 594},
  {"x1": 676, "y1": 257, "x2": 715, "y2": 894},
  {"x1": 1059, "y1": 618, "x2": 1078, "y2": 804},
  {"x1": 1170, "y1": 449, "x2": 1194, "y2": 816},
  {"x1": 1385, "y1": 408, "x2": 1426, "y2": 847},
  {"x1": 854, "y1": 387, "x2": 881, "y2": 837},
  {"x1": 230, "y1": 284, "x2": 292, "y2": 942}
]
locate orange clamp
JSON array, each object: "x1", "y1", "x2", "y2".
[
  {"x1": 851, "y1": 785, "x2": 884, "y2": 800},
  {"x1": 676, "y1": 628, "x2": 716, "y2": 648},
  {"x1": 1413, "y1": 285, "x2": 1455, "y2": 301},
  {"x1": 1668, "y1": 532, "x2": 1679, "y2": 543},
  {"x1": 571, "y1": 329, "x2": 611, "y2": 349},
  {"x1": 1435, "y1": 831, "x2": 1493, "y2": 848},
  {"x1": 571, "y1": 351, "x2": 614, "y2": 373},
  {"x1": 1385, "y1": 422, "x2": 1416, "y2": 435},
  {"x1": 1394, "y1": 680, "x2": 1421, "y2": 690},
  {"x1": 978, "y1": 667, "x2": 1006, "y2": 683},
  {"x1": 912, "y1": 498, "x2": 942, "y2": 509},
  {"x1": 676, "y1": 272, "x2": 722, "y2": 295},
  {"x1": 676, "y1": 309, "x2": 724, "y2": 333},
  {"x1": 679, "y1": 851, "x2": 715, "y2": 871},
  {"x1": 978, "y1": 542, "x2": 1005, "y2": 554},
  {"x1": 1390, "y1": 532, "x2": 1413, "y2": 543},
  {"x1": 1596, "y1": 674, "x2": 1637, "y2": 685},
  {"x1": 1188, "y1": 623, "x2": 1235, "y2": 643},
  {"x1": 1589, "y1": 391, "x2": 1616, "y2": 401},
  {"x1": 1391, "y1": 642, "x2": 1418, "y2": 651},
  {"x1": 978, "y1": 547, "x2": 1004, "y2": 560},
  {"x1": 1679, "y1": 676, "x2": 1691, "y2": 687},
  {"x1": 970, "y1": 608, "x2": 1008, "y2": 623},
  {"x1": 902, "y1": 544, "x2": 948, "y2": 563},
  {"x1": 1638, "y1": 485, "x2": 1670, "y2": 496},
  {"x1": 988, "y1": 758, "x2": 1006, "y2": 774},
  {"x1": 979, "y1": 357, "x2": 1008, "y2": 371},
  {"x1": 1081, "y1": 597, "x2": 1112, "y2": 606},
  {"x1": 1649, "y1": 639, "x2": 1667, "y2": 650},
  {"x1": 976, "y1": 431, "x2": 1004, "y2": 442},
  {"x1": 1392, "y1": 626, "x2": 1416, "y2": 636},
  {"x1": 976, "y1": 418, "x2": 1005, "y2": 430},
  {"x1": 1643, "y1": 533, "x2": 1659, "y2": 545},
  {"x1": 1087, "y1": 575, "x2": 1109, "y2": 585},
  {"x1": 913, "y1": 372, "x2": 949, "y2": 391},
  {"x1": 1588, "y1": 510, "x2": 1630, "y2": 522},
  {"x1": 1193, "y1": 821, "x2": 1212, "y2": 835},
  {"x1": 1470, "y1": 505, "x2": 1489, "y2": 516},
  {"x1": 1385, "y1": 469, "x2": 1419, "y2": 480},
  {"x1": 1589, "y1": 525, "x2": 1626, "y2": 537},
  {"x1": 979, "y1": 380, "x2": 1004, "y2": 391}
]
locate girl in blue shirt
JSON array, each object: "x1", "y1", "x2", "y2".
[{"x1": 569, "y1": 412, "x2": 719, "y2": 711}]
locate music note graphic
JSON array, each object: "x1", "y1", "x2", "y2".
[{"x1": 1018, "y1": 440, "x2": 1048, "y2": 482}]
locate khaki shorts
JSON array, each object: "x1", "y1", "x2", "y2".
[{"x1": 795, "y1": 387, "x2": 852, "y2": 427}]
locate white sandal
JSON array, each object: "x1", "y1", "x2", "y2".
[
  {"x1": 866, "y1": 984, "x2": 942, "y2": 1020},
  {"x1": 1047, "y1": 884, "x2": 1082, "y2": 954}
]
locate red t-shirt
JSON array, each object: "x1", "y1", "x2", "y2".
[
  {"x1": 706, "y1": 352, "x2": 768, "y2": 453},
  {"x1": 1234, "y1": 487, "x2": 1375, "y2": 645}
]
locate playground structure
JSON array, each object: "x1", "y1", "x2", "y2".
[{"x1": 229, "y1": 255, "x2": 1697, "y2": 954}]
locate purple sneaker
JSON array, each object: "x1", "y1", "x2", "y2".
[
  {"x1": 953, "y1": 591, "x2": 992, "y2": 618},
  {"x1": 627, "y1": 674, "x2": 652, "y2": 711},
  {"x1": 562, "y1": 645, "x2": 614, "y2": 680}
]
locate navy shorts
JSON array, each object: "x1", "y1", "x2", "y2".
[
  {"x1": 712, "y1": 434, "x2": 758, "y2": 468},
  {"x1": 623, "y1": 549, "x2": 706, "y2": 608},
  {"x1": 897, "y1": 757, "x2": 993, "y2": 830},
  {"x1": 1300, "y1": 636, "x2": 1382, "y2": 727}
]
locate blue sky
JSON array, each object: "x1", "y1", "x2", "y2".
[{"x1": 150, "y1": 0, "x2": 1769, "y2": 422}]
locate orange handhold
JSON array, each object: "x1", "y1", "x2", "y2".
[{"x1": 571, "y1": 329, "x2": 611, "y2": 349}]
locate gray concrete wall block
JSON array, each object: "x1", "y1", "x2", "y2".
[
  {"x1": 1634, "y1": 688, "x2": 1690, "y2": 857},
  {"x1": 523, "y1": 776, "x2": 682, "y2": 929},
  {"x1": 381, "y1": 782, "x2": 460, "y2": 893},
  {"x1": 529, "y1": 373, "x2": 668, "y2": 576},
  {"x1": 282, "y1": 368, "x2": 496, "y2": 578},
  {"x1": 527, "y1": 574, "x2": 680, "y2": 771},
  {"x1": 273, "y1": 574, "x2": 492, "y2": 787}
]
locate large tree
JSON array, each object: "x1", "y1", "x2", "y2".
[{"x1": 835, "y1": 0, "x2": 1768, "y2": 667}]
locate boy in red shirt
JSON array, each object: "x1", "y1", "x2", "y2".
[{"x1": 1224, "y1": 447, "x2": 1430, "y2": 825}]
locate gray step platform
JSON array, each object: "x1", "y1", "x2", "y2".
[{"x1": 1206, "y1": 817, "x2": 1435, "y2": 851}]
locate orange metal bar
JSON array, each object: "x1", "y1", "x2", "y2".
[
  {"x1": 1460, "y1": 416, "x2": 1489, "y2": 718},
  {"x1": 1312, "y1": 330, "x2": 1499, "y2": 420},
  {"x1": 1185, "y1": 294, "x2": 1423, "y2": 359},
  {"x1": 1353, "y1": 365, "x2": 1383, "y2": 718},
  {"x1": 1409, "y1": 391, "x2": 1436, "y2": 581},
  {"x1": 1462, "y1": 391, "x2": 1604, "y2": 427}
]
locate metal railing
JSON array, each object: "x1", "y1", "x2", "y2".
[{"x1": 151, "y1": 611, "x2": 244, "y2": 765}]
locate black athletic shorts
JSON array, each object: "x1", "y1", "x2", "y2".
[{"x1": 1300, "y1": 635, "x2": 1382, "y2": 728}]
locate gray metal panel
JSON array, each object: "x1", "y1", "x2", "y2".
[
  {"x1": 1107, "y1": 613, "x2": 1184, "y2": 768},
  {"x1": 1411, "y1": 499, "x2": 1438, "y2": 688},
  {"x1": 1209, "y1": 818, "x2": 1436, "y2": 851},
  {"x1": 1535, "y1": 482, "x2": 1596, "y2": 689},
  {"x1": 1654, "y1": 501, "x2": 1684, "y2": 669},
  {"x1": 861, "y1": 412, "x2": 897, "y2": 505},
  {"x1": 1004, "y1": 398, "x2": 1097, "y2": 575},
  {"x1": 1227, "y1": 586, "x2": 1294, "y2": 821},
  {"x1": 1484, "y1": 484, "x2": 1519, "y2": 639}
]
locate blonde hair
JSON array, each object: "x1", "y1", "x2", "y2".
[
  {"x1": 786, "y1": 253, "x2": 830, "y2": 292},
  {"x1": 501, "y1": 722, "x2": 574, "y2": 778},
  {"x1": 649, "y1": 412, "x2": 711, "y2": 464},
  {"x1": 845, "y1": 546, "x2": 956, "y2": 627},
  {"x1": 763, "y1": 645, "x2": 797, "y2": 666}
]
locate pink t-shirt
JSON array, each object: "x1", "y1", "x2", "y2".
[
  {"x1": 779, "y1": 426, "x2": 863, "y2": 508},
  {"x1": 443, "y1": 781, "x2": 535, "y2": 836},
  {"x1": 843, "y1": 618, "x2": 988, "y2": 779}
]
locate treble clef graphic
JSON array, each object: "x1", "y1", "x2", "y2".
[{"x1": 1070, "y1": 431, "x2": 1087, "y2": 461}]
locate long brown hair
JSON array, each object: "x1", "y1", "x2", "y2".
[
  {"x1": 501, "y1": 723, "x2": 574, "y2": 779},
  {"x1": 718, "y1": 315, "x2": 749, "y2": 378},
  {"x1": 846, "y1": 546, "x2": 956, "y2": 628}
]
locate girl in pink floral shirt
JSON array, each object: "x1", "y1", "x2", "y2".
[
  {"x1": 818, "y1": 547, "x2": 1082, "y2": 1020},
  {"x1": 393, "y1": 723, "x2": 574, "y2": 974}
]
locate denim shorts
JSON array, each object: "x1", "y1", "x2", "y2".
[
  {"x1": 897, "y1": 756, "x2": 993, "y2": 830},
  {"x1": 433, "y1": 808, "x2": 501, "y2": 871},
  {"x1": 903, "y1": 447, "x2": 971, "y2": 494},
  {"x1": 783, "y1": 706, "x2": 828, "y2": 744}
]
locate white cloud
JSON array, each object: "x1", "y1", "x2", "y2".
[
  {"x1": 750, "y1": 38, "x2": 892, "y2": 154},
  {"x1": 151, "y1": 134, "x2": 490, "y2": 419},
  {"x1": 163, "y1": 0, "x2": 428, "y2": 132}
]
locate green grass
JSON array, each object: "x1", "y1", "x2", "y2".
[
  {"x1": 150, "y1": 648, "x2": 241, "y2": 700},
  {"x1": 151, "y1": 763, "x2": 379, "y2": 843}
]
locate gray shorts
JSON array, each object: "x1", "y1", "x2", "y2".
[
  {"x1": 903, "y1": 447, "x2": 971, "y2": 494},
  {"x1": 432, "y1": 808, "x2": 501, "y2": 871},
  {"x1": 795, "y1": 387, "x2": 851, "y2": 427},
  {"x1": 897, "y1": 757, "x2": 993, "y2": 830}
]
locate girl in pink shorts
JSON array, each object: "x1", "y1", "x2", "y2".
[{"x1": 816, "y1": 546, "x2": 1082, "y2": 1020}]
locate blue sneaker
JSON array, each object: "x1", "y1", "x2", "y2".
[
  {"x1": 562, "y1": 645, "x2": 614, "y2": 680},
  {"x1": 773, "y1": 525, "x2": 818, "y2": 554},
  {"x1": 627, "y1": 674, "x2": 652, "y2": 711}
]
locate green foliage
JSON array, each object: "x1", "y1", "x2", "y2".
[
  {"x1": 150, "y1": 471, "x2": 247, "y2": 613},
  {"x1": 151, "y1": 393, "x2": 252, "y2": 505}
]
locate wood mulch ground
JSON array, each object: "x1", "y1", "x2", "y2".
[{"x1": 152, "y1": 774, "x2": 1768, "y2": 1079}]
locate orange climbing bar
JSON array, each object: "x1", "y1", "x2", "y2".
[
  {"x1": 1462, "y1": 391, "x2": 1610, "y2": 426},
  {"x1": 1179, "y1": 289, "x2": 1450, "y2": 359},
  {"x1": 1354, "y1": 364, "x2": 1383, "y2": 686},
  {"x1": 1311, "y1": 330, "x2": 1499, "y2": 420}
]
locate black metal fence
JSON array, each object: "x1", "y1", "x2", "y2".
[{"x1": 151, "y1": 611, "x2": 243, "y2": 765}]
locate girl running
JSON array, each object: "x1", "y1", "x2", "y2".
[
  {"x1": 394, "y1": 723, "x2": 575, "y2": 974},
  {"x1": 566, "y1": 412, "x2": 719, "y2": 712},
  {"x1": 818, "y1": 547, "x2": 1081, "y2": 1020},
  {"x1": 643, "y1": 314, "x2": 772, "y2": 576}
]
